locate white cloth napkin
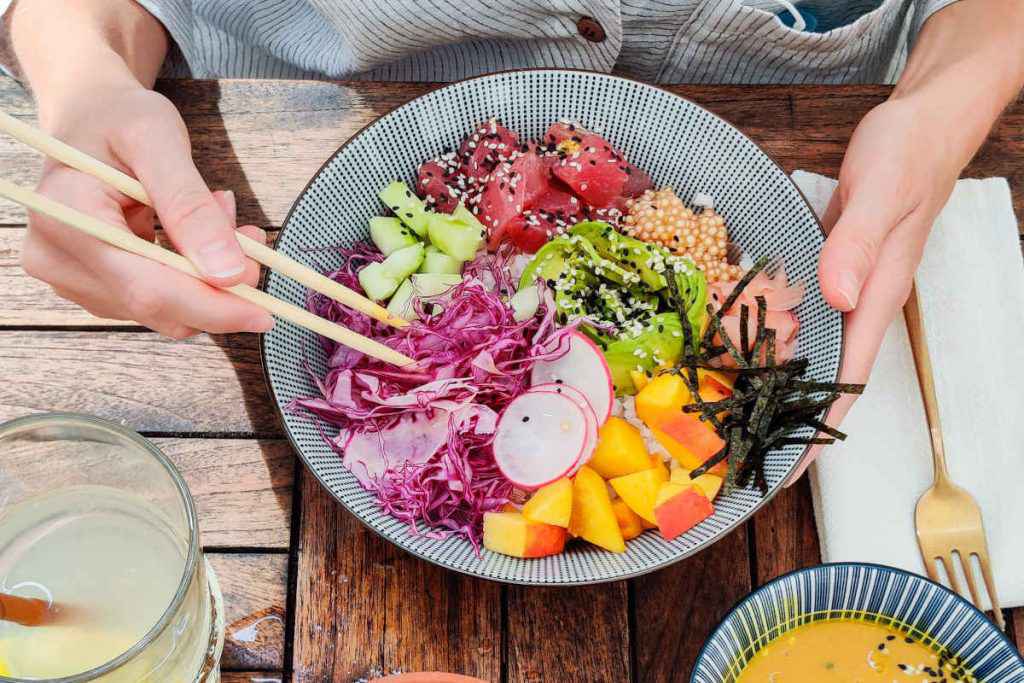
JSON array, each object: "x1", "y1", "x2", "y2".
[{"x1": 792, "y1": 170, "x2": 1024, "y2": 610}]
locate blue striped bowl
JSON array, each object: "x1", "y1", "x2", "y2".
[{"x1": 693, "y1": 563, "x2": 1024, "y2": 682}]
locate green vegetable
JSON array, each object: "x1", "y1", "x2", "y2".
[
  {"x1": 569, "y1": 221, "x2": 667, "y2": 290},
  {"x1": 379, "y1": 181, "x2": 430, "y2": 237},
  {"x1": 427, "y1": 213, "x2": 485, "y2": 261},
  {"x1": 517, "y1": 220, "x2": 708, "y2": 395},
  {"x1": 386, "y1": 273, "x2": 462, "y2": 320},
  {"x1": 357, "y1": 242, "x2": 425, "y2": 301},
  {"x1": 603, "y1": 312, "x2": 685, "y2": 395},
  {"x1": 369, "y1": 216, "x2": 419, "y2": 256},
  {"x1": 419, "y1": 245, "x2": 463, "y2": 275}
]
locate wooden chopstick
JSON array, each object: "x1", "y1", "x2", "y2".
[
  {"x1": 0, "y1": 111, "x2": 407, "y2": 329},
  {"x1": 0, "y1": 178, "x2": 415, "y2": 367}
]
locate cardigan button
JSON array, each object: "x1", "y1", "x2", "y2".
[{"x1": 576, "y1": 16, "x2": 607, "y2": 43}]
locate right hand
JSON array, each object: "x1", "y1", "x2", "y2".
[{"x1": 21, "y1": 83, "x2": 274, "y2": 339}]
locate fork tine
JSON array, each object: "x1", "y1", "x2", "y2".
[
  {"x1": 976, "y1": 552, "x2": 1007, "y2": 631},
  {"x1": 922, "y1": 555, "x2": 942, "y2": 584},
  {"x1": 958, "y1": 552, "x2": 985, "y2": 615},
  {"x1": 939, "y1": 554, "x2": 965, "y2": 597}
]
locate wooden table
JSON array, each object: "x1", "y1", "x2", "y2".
[{"x1": 1, "y1": 78, "x2": 1021, "y2": 682}]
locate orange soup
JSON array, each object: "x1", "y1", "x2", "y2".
[{"x1": 735, "y1": 618, "x2": 976, "y2": 682}]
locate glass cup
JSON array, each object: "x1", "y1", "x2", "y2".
[{"x1": 0, "y1": 413, "x2": 224, "y2": 682}]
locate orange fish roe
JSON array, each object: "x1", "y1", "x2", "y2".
[{"x1": 623, "y1": 188, "x2": 743, "y2": 283}]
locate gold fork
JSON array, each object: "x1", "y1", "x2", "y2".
[{"x1": 905, "y1": 282, "x2": 1005, "y2": 629}]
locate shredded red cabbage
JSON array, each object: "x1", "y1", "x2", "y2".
[{"x1": 291, "y1": 243, "x2": 572, "y2": 550}]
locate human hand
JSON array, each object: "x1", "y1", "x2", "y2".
[
  {"x1": 785, "y1": 97, "x2": 960, "y2": 484},
  {"x1": 21, "y1": 83, "x2": 274, "y2": 339}
]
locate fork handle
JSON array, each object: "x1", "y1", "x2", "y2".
[{"x1": 904, "y1": 282, "x2": 951, "y2": 485}]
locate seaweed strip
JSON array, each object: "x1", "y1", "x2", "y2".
[
  {"x1": 790, "y1": 380, "x2": 865, "y2": 394},
  {"x1": 749, "y1": 295, "x2": 768, "y2": 363},
  {"x1": 720, "y1": 255, "x2": 771, "y2": 313},
  {"x1": 706, "y1": 303, "x2": 748, "y2": 368},
  {"x1": 801, "y1": 417, "x2": 848, "y2": 441},
  {"x1": 739, "y1": 303, "x2": 750, "y2": 359}
]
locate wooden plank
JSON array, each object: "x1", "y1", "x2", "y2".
[
  {"x1": 1013, "y1": 608, "x2": 1024, "y2": 653},
  {"x1": 633, "y1": 525, "x2": 753, "y2": 683},
  {"x1": 0, "y1": 331, "x2": 278, "y2": 434},
  {"x1": 211, "y1": 553, "x2": 289, "y2": 672},
  {"x1": 506, "y1": 582, "x2": 631, "y2": 682},
  {"x1": 220, "y1": 672, "x2": 286, "y2": 683},
  {"x1": 154, "y1": 438, "x2": 294, "y2": 549},
  {"x1": 750, "y1": 478, "x2": 821, "y2": 583},
  {"x1": 4, "y1": 80, "x2": 1021, "y2": 229},
  {"x1": 292, "y1": 471, "x2": 501, "y2": 683}
]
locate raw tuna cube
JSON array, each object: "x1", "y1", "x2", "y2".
[
  {"x1": 417, "y1": 159, "x2": 459, "y2": 214},
  {"x1": 459, "y1": 119, "x2": 519, "y2": 182}
]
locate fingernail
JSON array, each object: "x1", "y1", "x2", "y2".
[
  {"x1": 248, "y1": 316, "x2": 275, "y2": 333},
  {"x1": 196, "y1": 240, "x2": 245, "y2": 278},
  {"x1": 836, "y1": 270, "x2": 859, "y2": 309}
]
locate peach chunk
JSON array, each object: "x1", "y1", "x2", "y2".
[
  {"x1": 670, "y1": 467, "x2": 724, "y2": 501},
  {"x1": 653, "y1": 482, "x2": 714, "y2": 540},
  {"x1": 483, "y1": 511, "x2": 567, "y2": 558},
  {"x1": 611, "y1": 499, "x2": 644, "y2": 541},
  {"x1": 608, "y1": 466, "x2": 668, "y2": 525},
  {"x1": 522, "y1": 477, "x2": 573, "y2": 528},
  {"x1": 590, "y1": 417, "x2": 651, "y2": 479},
  {"x1": 569, "y1": 466, "x2": 626, "y2": 553}
]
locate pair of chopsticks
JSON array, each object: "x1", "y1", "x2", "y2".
[{"x1": 0, "y1": 111, "x2": 413, "y2": 367}]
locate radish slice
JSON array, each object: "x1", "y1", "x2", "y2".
[
  {"x1": 531, "y1": 331, "x2": 614, "y2": 424},
  {"x1": 529, "y1": 382, "x2": 597, "y2": 475},
  {"x1": 493, "y1": 391, "x2": 588, "y2": 489}
]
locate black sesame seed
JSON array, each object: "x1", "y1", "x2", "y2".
[
  {"x1": 522, "y1": 416, "x2": 530, "y2": 423},
  {"x1": 391, "y1": 205, "x2": 400, "y2": 211},
  {"x1": 405, "y1": 212, "x2": 414, "y2": 219},
  {"x1": 886, "y1": 635, "x2": 896, "y2": 641},
  {"x1": 906, "y1": 637, "x2": 915, "y2": 644},
  {"x1": 877, "y1": 644, "x2": 886, "y2": 651},
  {"x1": 589, "y1": 159, "x2": 597, "y2": 166},
  {"x1": 555, "y1": 379, "x2": 564, "y2": 384}
]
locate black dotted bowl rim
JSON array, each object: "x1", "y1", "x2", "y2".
[{"x1": 259, "y1": 67, "x2": 846, "y2": 586}]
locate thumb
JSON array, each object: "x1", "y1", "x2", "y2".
[
  {"x1": 817, "y1": 182, "x2": 907, "y2": 313},
  {"x1": 118, "y1": 126, "x2": 246, "y2": 286}
]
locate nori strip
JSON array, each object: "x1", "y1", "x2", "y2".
[
  {"x1": 739, "y1": 303, "x2": 750, "y2": 358},
  {"x1": 706, "y1": 303, "x2": 748, "y2": 368},
  {"x1": 720, "y1": 255, "x2": 771, "y2": 313}
]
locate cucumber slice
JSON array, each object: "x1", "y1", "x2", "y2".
[
  {"x1": 510, "y1": 285, "x2": 540, "y2": 322},
  {"x1": 379, "y1": 181, "x2": 430, "y2": 237},
  {"x1": 358, "y1": 262, "x2": 401, "y2": 301},
  {"x1": 386, "y1": 279, "x2": 415, "y2": 319},
  {"x1": 358, "y1": 243, "x2": 425, "y2": 302},
  {"x1": 427, "y1": 214, "x2": 485, "y2": 262},
  {"x1": 370, "y1": 216, "x2": 418, "y2": 256},
  {"x1": 452, "y1": 202, "x2": 485, "y2": 232},
  {"x1": 387, "y1": 274, "x2": 463, "y2": 321},
  {"x1": 419, "y1": 245, "x2": 463, "y2": 275},
  {"x1": 382, "y1": 243, "x2": 425, "y2": 280}
]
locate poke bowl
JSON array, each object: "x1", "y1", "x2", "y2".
[
  {"x1": 693, "y1": 563, "x2": 1024, "y2": 682},
  {"x1": 261, "y1": 69, "x2": 844, "y2": 585}
]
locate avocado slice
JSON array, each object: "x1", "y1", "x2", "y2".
[
  {"x1": 570, "y1": 221, "x2": 669, "y2": 291},
  {"x1": 603, "y1": 312, "x2": 685, "y2": 395}
]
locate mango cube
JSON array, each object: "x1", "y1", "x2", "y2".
[
  {"x1": 608, "y1": 465, "x2": 668, "y2": 525},
  {"x1": 522, "y1": 477, "x2": 572, "y2": 527},
  {"x1": 483, "y1": 511, "x2": 567, "y2": 558},
  {"x1": 630, "y1": 370, "x2": 650, "y2": 392},
  {"x1": 590, "y1": 417, "x2": 651, "y2": 479},
  {"x1": 569, "y1": 466, "x2": 626, "y2": 553},
  {"x1": 670, "y1": 467, "x2": 724, "y2": 501},
  {"x1": 648, "y1": 454, "x2": 670, "y2": 479},
  {"x1": 653, "y1": 482, "x2": 713, "y2": 540},
  {"x1": 635, "y1": 373, "x2": 692, "y2": 426},
  {"x1": 611, "y1": 499, "x2": 644, "y2": 541}
]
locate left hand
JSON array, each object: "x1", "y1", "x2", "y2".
[{"x1": 785, "y1": 96, "x2": 960, "y2": 484}]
